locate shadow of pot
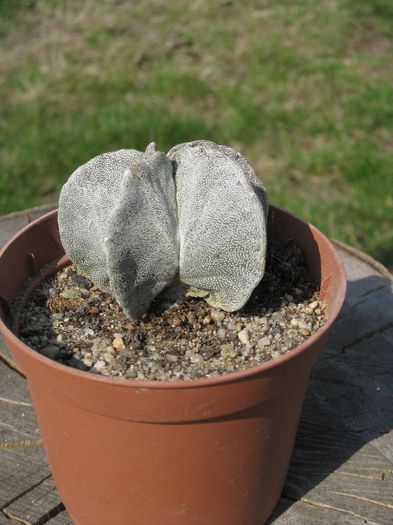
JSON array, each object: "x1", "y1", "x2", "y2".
[{"x1": 0, "y1": 206, "x2": 346, "y2": 525}]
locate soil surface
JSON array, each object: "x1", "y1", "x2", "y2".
[{"x1": 18, "y1": 241, "x2": 326, "y2": 381}]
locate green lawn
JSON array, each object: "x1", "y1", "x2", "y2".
[{"x1": 1, "y1": 0, "x2": 392, "y2": 268}]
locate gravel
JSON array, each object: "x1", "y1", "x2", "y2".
[{"x1": 18, "y1": 240, "x2": 327, "y2": 381}]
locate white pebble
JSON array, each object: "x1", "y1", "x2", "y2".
[
  {"x1": 217, "y1": 328, "x2": 227, "y2": 339},
  {"x1": 211, "y1": 309, "x2": 225, "y2": 322},
  {"x1": 93, "y1": 360, "x2": 106, "y2": 370},
  {"x1": 112, "y1": 337, "x2": 125, "y2": 350},
  {"x1": 257, "y1": 336, "x2": 270, "y2": 349},
  {"x1": 238, "y1": 329, "x2": 252, "y2": 348},
  {"x1": 190, "y1": 354, "x2": 204, "y2": 364},
  {"x1": 165, "y1": 354, "x2": 178, "y2": 363}
]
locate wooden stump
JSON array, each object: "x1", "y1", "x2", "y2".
[{"x1": 0, "y1": 206, "x2": 392, "y2": 525}]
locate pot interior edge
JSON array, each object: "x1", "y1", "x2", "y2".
[{"x1": 11, "y1": 255, "x2": 70, "y2": 335}]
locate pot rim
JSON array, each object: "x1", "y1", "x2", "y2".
[{"x1": 0, "y1": 206, "x2": 346, "y2": 390}]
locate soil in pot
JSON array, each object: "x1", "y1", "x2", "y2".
[{"x1": 17, "y1": 240, "x2": 326, "y2": 381}]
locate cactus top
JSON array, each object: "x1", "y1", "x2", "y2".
[{"x1": 58, "y1": 140, "x2": 268, "y2": 319}]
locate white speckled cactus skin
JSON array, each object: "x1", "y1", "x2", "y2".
[
  {"x1": 59, "y1": 148, "x2": 143, "y2": 291},
  {"x1": 105, "y1": 143, "x2": 178, "y2": 320},
  {"x1": 58, "y1": 140, "x2": 268, "y2": 319},
  {"x1": 168, "y1": 141, "x2": 267, "y2": 311}
]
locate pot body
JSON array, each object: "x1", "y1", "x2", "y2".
[{"x1": 0, "y1": 206, "x2": 346, "y2": 525}]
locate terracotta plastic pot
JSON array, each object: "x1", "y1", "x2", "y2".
[{"x1": 0, "y1": 206, "x2": 346, "y2": 525}]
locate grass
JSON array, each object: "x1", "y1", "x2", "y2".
[{"x1": 0, "y1": 0, "x2": 392, "y2": 268}]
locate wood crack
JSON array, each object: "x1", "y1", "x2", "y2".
[
  {"x1": 0, "y1": 509, "x2": 14, "y2": 523},
  {"x1": 0, "y1": 350, "x2": 25, "y2": 378},
  {"x1": 37, "y1": 503, "x2": 65, "y2": 525},
  {"x1": 3, "y1": 503, "x2": 65, "y2": 525},
  {"x1": 328, "y1": 491, "x2": 393, "y2": 510},
  {"x1": 0, "y1": 421, "x2": 37, "y2": 439},
  {"x1": 336, "y1": 470, "x2": 388, "y2": 481},
  {"x1": 2, "y1": 509, "x2": 31, "y2": 525},
  {"x1": 299, "y1": 496, "x2": 380, "y2": 524},
  {"x1": 0, "y1": 439, "x2": 43, "y2": 450},
  {"x1": 341, "y1": 320, "x2": 393, "y2": 352},
  {"x1": 337, "y1": 282, "x2": 391, "y2": 322},
  {"x1": 1, "y1": 475, "x2": 52, "y2": 512},
  {"x1": 0, "y1": 396, "x2": 31, "y2": 407}
]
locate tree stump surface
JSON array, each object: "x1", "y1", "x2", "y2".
[{"x1": 1, "y1": 206, "x2": 392, "y2": 525}]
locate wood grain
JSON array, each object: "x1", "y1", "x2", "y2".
[
  {"x1": 3, "y1": 478, "x2": 64, "y2": 525},
  {"x1": 44, "y1": 512, "x2": 71, "y2": 525},
  {"x1": 0, "y1": 208, "x2": 392, "y2": 524}
]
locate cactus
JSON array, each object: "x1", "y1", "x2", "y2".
[
  {"x1": 59, "y1": 148, "x2": 143, "y2": 291},
  {"x1": 105, "y1": 143, "x2": 178, "y2": 320},
  {"x1": 58, "y1": 141, "x2": 267, "y2": 319},
  {"x1": 169, "y1": 140, "x2": 267, "y2": 311}
]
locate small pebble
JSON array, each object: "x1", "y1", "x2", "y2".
[
  {"x1": 112, "y1": 337, "x2": 125, "y2": 350},
  {"x1": 238, "y1": 329, "x2": 252, "y2": 348},
  {"x1": 93, "y1": 360, "x2": 107, "y2": 371},
  {"x1": 190, "y1": 354, "x2": 204, "y2": 364},
  {"x1": 220, "y1": 344, "x2": 238, "y2": 359},
  {"x1": 19, "y1": 241, "x2": 326, "y2": 382},
  {"x1": 79, "y1": 288, "x2": 90, "y2": 299},
  {"x1": 217, "y1": 328, "x2": 227, "y2": 339},
  {"x1": 102, "y1": 350, "x2": 112, "y2": 360},
  {"x1": 211, "y1": 309, "x2": 225, "y2": 322},
  {"x1": 126, "y1": 367, "x2": 137, "y2": 379},
  {"x1": 257, "y1": 336, "x2": 270, "y2": 349},
  {"x1": 60, "y1": 289, "x2": 81, "y2": 299},
  {"x1": 165, "y1": 354, "x2": 178, "y2": 363}
]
